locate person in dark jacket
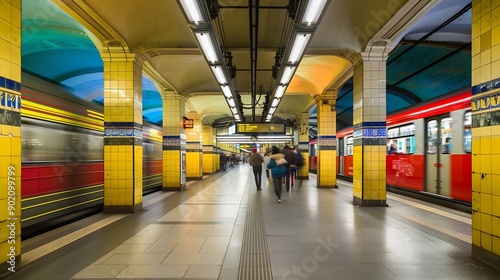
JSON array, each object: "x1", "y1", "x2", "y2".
[
  {"x1": 268, "y1": 146, "x2": 287, "y2": 203},
  {"x1": 280, "y1": 145, "x2": 295, "y2": 192},
  {"x1": 220, "y1": 153, "x2": 227, "y2": 171},
  {"x1": 249, "y1": 148, "x2": 264, "y2": 191}
]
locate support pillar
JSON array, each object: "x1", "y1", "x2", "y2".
[
  {"x1": 317, "y1": 92, "x2": 337, "y2": 188},
  {"x1": 297, "y1": 112, "x2": 309, "y2": 180},
  {"x1": 202, "y1": 123, "x2": 216, "y2": 174},
  {"x1": 102, "y1": 49, "x2": 143, "y2": 213},
  {"x1": 471, "y1": 0, "x2": 500, "y2": 269},
  {"x1": 162, "y1": 91, "x2": 186, "y2": 191},
  {"x1": 352, "y1": 54, "x2": 387, "y2": 207},
  {"x1": 0, "y1": 0, "x2": 21, "y2": 271},
  {"x1": 186, "y1": 111, "x2": 202, "y2": 180}
]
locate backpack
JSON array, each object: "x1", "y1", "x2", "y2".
[{"x1": 294, "y1": 152, "x2": 304, "y2": 168}]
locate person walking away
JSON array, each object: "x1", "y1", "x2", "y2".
[
  {"x1": 263, "y1": 151, "x2": 271, "y2": 181},
  {"x1": 249, "y1": 148, "x2": 264, "y2": 191},
  {"x1": 292, "y1": 148, "x2": 305, "y2": 189},
  {"x1": 280, "y1": 145, "x2": 295, "y2": 192},
  {"x1": 268, "y1": 146, "x2": 287, "y2": 203},
  {"x1": 220, "y1": 153, "x2": 227, "y2": 171}
]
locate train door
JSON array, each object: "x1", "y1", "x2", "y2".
[
  {"x1": 426, "y1": 116, "x2": 452, "y2": 195},
  {"x1": 338, "y1": 138, "x2": 344, "y2": 174}
]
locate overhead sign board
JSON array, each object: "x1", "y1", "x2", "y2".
[{"x1": 236, "y1": 123, "x2": 285, "y2": 134}]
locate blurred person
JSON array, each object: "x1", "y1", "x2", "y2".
[
  {"x1": 268, "y1": 146, "x2": 287, "y2": 203},
  {"x1": 263, "y1": 151, "x2": 271, "y2": 181},
  {"x1": 280, "y1": 145, "x2": 295, "y2": 192},
  {"x1": 249, "y1": 148, "x2": 264, "y2": 191},
  {"x1": 292, "y1": 147, "x2": 305, "y2": 190}
]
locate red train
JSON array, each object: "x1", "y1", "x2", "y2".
[
  {"x1": 310, "y1": 89, "x2": 472, "y2": 205},
  {"x1": 21, "y1": 74, "x2": 162, "y2": 238}
]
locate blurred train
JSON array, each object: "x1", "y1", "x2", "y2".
[
  {"x1": 20, "y1": 74, "x2": 162, "y2": 238},
  {"x1": 309, "y1": 89, "x2": 472, "y2": 209}
]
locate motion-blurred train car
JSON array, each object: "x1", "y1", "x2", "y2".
[
  {"x1": 310, "y1": 89, "x2": 471, "y2": 206},
  {"x1": 20, "y1": 75, "x2": 162, "y2": 238}
]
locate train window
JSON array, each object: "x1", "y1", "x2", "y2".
[
  {"x1": 387, "y1": 124, "x2": 415, "y2": 154},
  {"x1": 346, "y1": 137, "x2": 353, "y2": 156},
  {"x1": 440, "y1": 117, "x2": 453, "y2": 154},
  {"x1": 387, "y1": 128, "x2": 399, "y2": 138},
  {"x1": 464, "y1": 111, "x2": 471, "y2": 153},
  {"x1": 427, "y1": 120, "x2": 438, "y2": 154}
]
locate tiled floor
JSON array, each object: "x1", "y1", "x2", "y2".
[{"x1": 6, "y1": 165, "x2": 500, "y2": 279}]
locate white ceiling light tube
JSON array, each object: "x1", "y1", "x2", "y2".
[
  {"x1": 221, "y1": 85, "x2": 232, "y2": 98},
  {"x1": 280, "y1": 66, "x2": 295, "y2": 85},
  {"x1": 228, "y1": 98, "x2": 236, "y2": 107},
  {"x1": 211, "y1": 66, "x2": 227, "y2": 84},
  {"x1": 269, "y1": 107, "x2": 276, "y2": 114},
  {"x1": 195, "y1": 32, "x2": 219, "y2": 63},
  {"x1": 287, "y1": 33, "x2": 311, "y2": 64},
  {"x1": 275, "y1": 85, "x2": 286, "y2": 98},
  {"x1": 271, "y1": 98, "x2": 280, "y2": 107},
  {"x1": 230, "y1": 107, "x2": 238, "y2": 114},
  {"x1": 179, "y1": 0, "x2": 206, "y2": 24},
  {"x1": 302, "y1": 0, "x2": 328, "y2": 25}
]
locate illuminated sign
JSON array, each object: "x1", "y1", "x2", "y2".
[
  {"x1": 183, "y1": 118, "x2": 194, "y2": 129},
  {"x1": 236, "y1": 123, "x2": 285, "y2": 134}
]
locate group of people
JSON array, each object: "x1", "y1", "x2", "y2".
[{"x1": 248, "y1": 145, "x2": 304, "y2": 203}]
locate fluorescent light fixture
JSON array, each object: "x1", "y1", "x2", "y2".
[
  {"x1": 271, "y1": 99, "x2": 280, "y2": 107},
  {"x1": 288, "y1": 33, "x2": 311, "y2": 64},
  {"x1": 269, "y1": 107, "x2": 276, "y2": 114},
  {"x1": 230, "y1": 107, "x2": 238, "y2": 114},
  {"x1": 221, "y1": 85, "x2": 232, "y2": 98},
  {"x1": 302, "y1": 0, "x2": 328, "y2": 25},
  {"x1": 265, "y1": 115, "x2": 272, "y2": 122},
  {"x1": 280, "y1": 67, "x2": 295, "y2": 85},
  {"x1": 259, "y1": 135, "x2": 292, "y2": 139},
  {"x1": 179, "y1": 0, "x2": 205, "y2": 24},
  {"x1": 275, "y1": 85, "x2": 286, "y2": 98},
  {"x1": 228, "y1": 98, "x2": 236, "y2": 107},
  {"x1": 234, "y1": 114, "x2": 241, "y2": 121},
  {"x1": 211, "y1": 66, "x2": 227, "y2": 84},
  {"x1": 195, "y1": 32, "x2": 219, "y2": 63}
]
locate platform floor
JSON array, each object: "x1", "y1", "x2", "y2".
[{"x1": 5, "y1": 165, "x2": 500, "y2": 279}]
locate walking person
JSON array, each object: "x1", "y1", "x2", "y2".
[
  {"x1": 268, "y1": 146, "x2": 287, "y2": 203},
  {"x1": 249, "y1": 148, "x2": 264, "y2": 191},
  {"x1": 263, "y1": 151, "x2": 271, "y2": 181},
  {"x1": 280, "y1": 145, "x2": 295, "y2": 192},
  {"x1": 292, "y1": 147, "x2": 305, "y2": 190}
]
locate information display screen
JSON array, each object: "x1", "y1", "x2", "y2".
[{"x1": 236, "y1": 123, "x2": 285, "y2": 134}]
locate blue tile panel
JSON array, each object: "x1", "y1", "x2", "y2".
[
  {"x1": 0, "y1": 76, "x2": 21, "y2": 92},
  {"x1": 104, "y1": 122, "x2": 143, "y2": 138}
]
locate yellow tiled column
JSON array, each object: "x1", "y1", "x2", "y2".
[
  {"x1": 352, "y1": 55, "x2": 387, "y2": 207},
  {"x1": 0, "y1": 0, "x2": 21, "y2": 271},
  {"x1": 202, "y1": 123, "x2": 215, "y2": 174},
  {"x1": 297, "y1": 112, "x2": 309, "y2": 180},
  {"x1": 186, "y1": 111, "x2": 202, "y2": 180},
  {"x1": 102, "y1": 50, "x2": 143, "y2": 213},
  {"x1": 471, "y1": 0, "x2": 500, "y2": 268},
  {"x1": 162, "y1": 91, "x2": 186, "y2": 191},
  {"x1": 317, "y1": 94, "x2": 337, "y2": 188}
]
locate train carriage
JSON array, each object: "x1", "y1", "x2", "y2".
[
  {"x1": 311, "y1": 89, "x2": 472, "y2": 205},
  {"x1": 20, "y1": 75, "x2": 163, "y2": 238}
]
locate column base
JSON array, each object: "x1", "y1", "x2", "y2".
[
  {"x1": 162, "y1": 184, "x2": 186, "y2": 191},
  {"x1": 0, "y1": 255, "x2": 20, "y2": 276},
  {"x1": 103, "y1": 202, "x2": 143, "y2": 214},
  {"x1": 317, "y1": 184, "x2": 338, "y2": 188},
  {"x1": 187, "y1": 176, "x2": 203, "y2": 181},
  {"x1": 472, "y1": 244, "x2": 500, "y2": 271},
  {"x1": 353, "y1": 197, "x2": 388, "y2": 207}
]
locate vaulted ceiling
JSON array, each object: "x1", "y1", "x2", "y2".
[{"x1": 22, "y1": 0, "x2": 472, "y2": 136}]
